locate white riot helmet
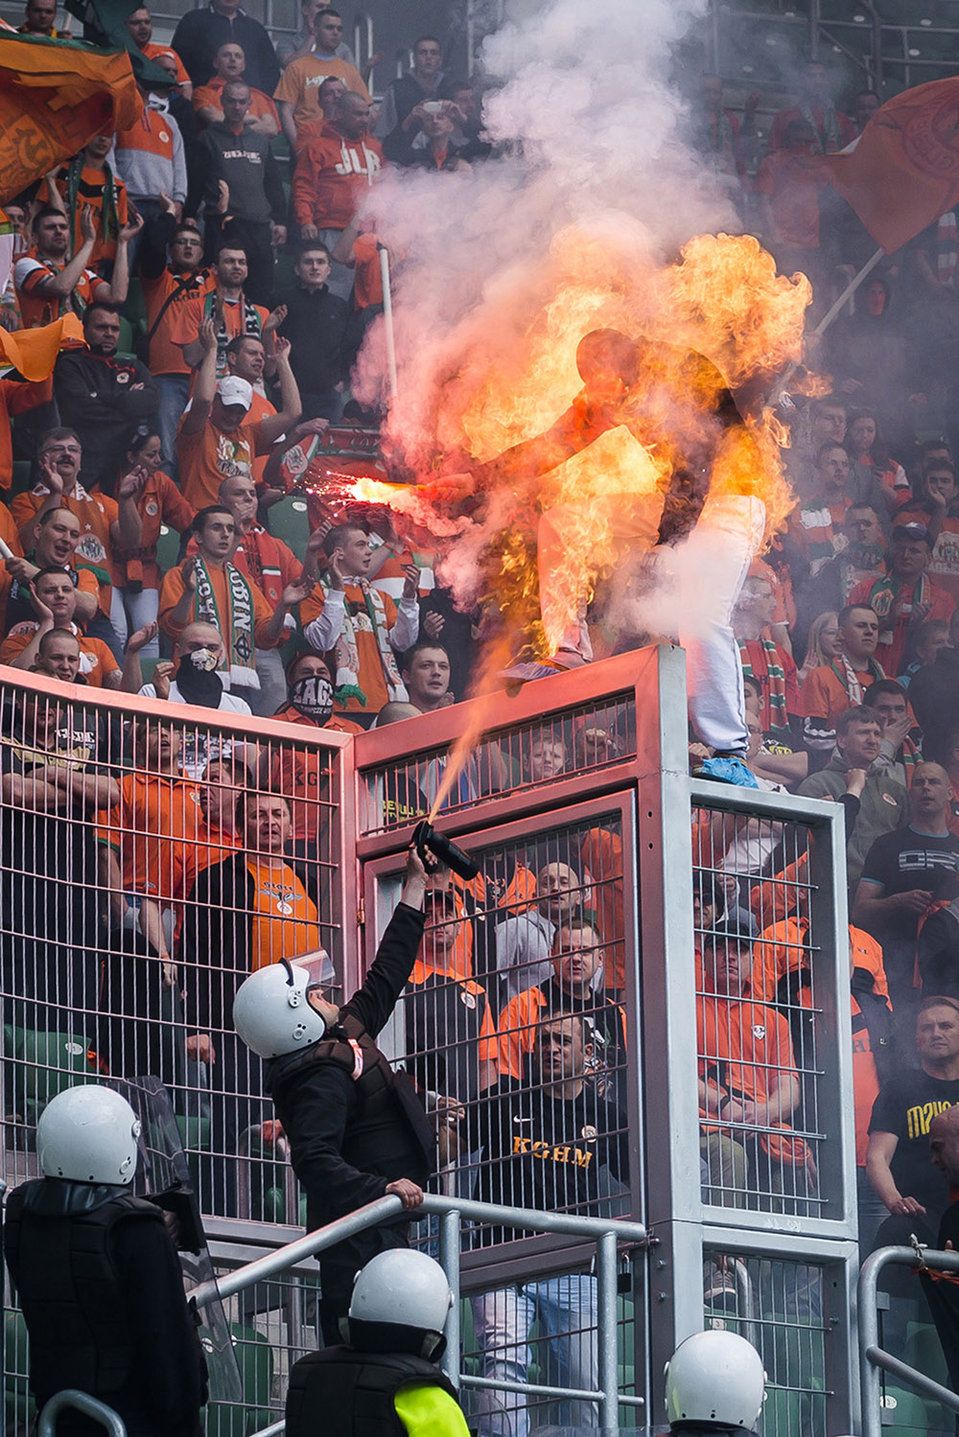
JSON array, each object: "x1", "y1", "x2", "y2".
[
  {"x1": 37, "y1": 1085, "x2": 141, "y2": 1186},
  {"x1": 348, "y1": 1251, "x2": 453, "y2": 1357},
  {"x1": 665, "y1": 1330, "x2": 766, "y2": 1432},
  {"x1": 233, "y1": 959, "x2": 327, "y2": 1059}
]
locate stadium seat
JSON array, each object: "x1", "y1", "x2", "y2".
[
  {"x1": 267, "y1": 496, "x2": 310, "y2": 561},
  {"x1": 617, "y1": 1294, "x2": 637, "y2": 1420},
  {"x1": 117, "y1": 315, "x2": 135, "y2": 358},
  {"x1": 172, "y1": 1111, "x2": 212, "y2": 1195},
  {"x1": 761, "y1": 1383, "x2": 805, "y2": 1437},
  {"x1": 156, "y1": 522, "x2": 182, "y2": 574},
  {"x1": 11, "y1": 458, "x2": 32, "y2": 496},
  {"x1": 879, "y1": 1383, "x2": 940, "y2": 1434},
  {"x1": 3, "y1": 1026, "x2": 98, "y2": 1126},
  {"x1": 138, "y1": 656, "x2": 160, "y2": 687},
  {"x1": 125, "y1": 277, "x2": 147, "y2": 335},
  {"x1": 3, "y1": 1309, "x2": 33, "y2": 1433},
  {"x1": 205, "y1": 1321, "x2": 274, "y2": 1437},
  {"x1": 904, "y1": 1321, "x2": 949, "y2": 1390},
  {"x1": 459, "y1": 1298, "x2": 480, "y2": 1375}
]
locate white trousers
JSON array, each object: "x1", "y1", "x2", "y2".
[{"x1": 537, "y1": 491, "x2": 766, "y2": 757}]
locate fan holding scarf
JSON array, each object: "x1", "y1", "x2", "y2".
[
  {"x1": 850, "y1": 522, "x2": 955, "y2": 680},
  {"x1": 300, "y1": 522, "x2": 421, "y2": 725},
  {"x1": 159, "y1": 503, "x2": 313, "y2": 706}
]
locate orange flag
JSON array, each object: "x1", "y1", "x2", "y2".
[
  {"x1": 822, "y1": 78, "x2": 959, "y2": 253},
  {"x1": 0, "y1": 33, "x2": 141, "y2": 206},
  {"x1": 0, "y1": 314, "x2": 84, "y2": 379}
]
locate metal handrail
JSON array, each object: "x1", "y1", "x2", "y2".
[
  {"x1": 194, "y1": 1191, "x2": 649, "y2": 1437},
  {"x1": 859, "y1": 1244, "x2": 959, "y2": 1437},
  {"x1": 37, "y1": 1390, "x2": 128, "y2": 1436}
]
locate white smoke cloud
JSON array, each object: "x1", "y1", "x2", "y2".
[{"x1": 355, "y1": 0, "x2": 739, "y2": 463}]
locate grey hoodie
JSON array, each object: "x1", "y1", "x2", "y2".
[{"x1": 797, "y1": 752, "x2": 907, "y2": 886}]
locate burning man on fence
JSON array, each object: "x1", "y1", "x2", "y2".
[{"x1": 424, "y1": 327, "x2": 768, "y2": 787}]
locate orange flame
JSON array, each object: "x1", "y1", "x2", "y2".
[{"x1": 351, "y1": 228, "x2": 812, "y2": 660}]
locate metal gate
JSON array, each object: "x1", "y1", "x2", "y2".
[{"x1": 351, "y1": 643, "x2": 858, "y2": 1434}]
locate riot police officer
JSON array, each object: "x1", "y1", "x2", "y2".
[
  {"x1": 664, "y1": 1329, "x2": 766, "y2": 1436},
  {"x1": 286, "y1": 1249, "x2": 469, "y2": 1437},
  {"x1": 3, "y1": 1084, "x2": 207, "y2": 1436},
  {"x1": 233, "y1": 845, "x2": 439, "y2": 1342}
]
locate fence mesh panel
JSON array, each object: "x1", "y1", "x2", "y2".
[
  {"x1": 0, "y1": 680, "x2": 343, "y2": 1222},
  {"x1": 359, "y1": 694, "x2": 636, "y2": 836},
  {"x1": 703, "y1": 1248, "x2": 829, "y2": 1437},
  {"x1": 693, "y1": 802, "x2": 826, "y2": 1219}
]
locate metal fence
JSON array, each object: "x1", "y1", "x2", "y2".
[
  {"x1": 859, "y1": 1245, "x2": 959, "y2": 1437},
  {"x1": 0, "y1": 646, "x2": 857, "y2": 1431},
  {"x1": 693, "y1": 800, "x2": 825, "y2": 1220},
  {"x1": 352, "y1": 645, "x2": 858, "y2": 1430},
  {"x1": 0, "y1": 669, "x2": 354, "y2": 1224}
]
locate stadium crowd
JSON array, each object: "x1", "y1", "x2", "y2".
[{"x1": 3, "y1": 11, "x2": 959, "y2": 1422}]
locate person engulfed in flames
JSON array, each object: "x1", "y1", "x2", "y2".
[{"x1": 423, "y1": 325, "x2": 768, "y2": 786}]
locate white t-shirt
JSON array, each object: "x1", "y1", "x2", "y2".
[{"x1": 137, "y1": 681, "x2": 252, "y2": 715}]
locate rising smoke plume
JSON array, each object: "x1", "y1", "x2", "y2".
[
  {"x1": 359, "y1": 0, "x2": 734, "y2": 449},
  {"x1": 353, "y1": 0, "x2": 809, "y2": 654}
]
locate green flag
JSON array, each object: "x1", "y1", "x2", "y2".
[{"x1": 63, "y1": 0, "x2": 173, "y2": 87}]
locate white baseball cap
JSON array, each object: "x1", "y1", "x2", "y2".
[{"x1": 216, "y1": 376, "x2": 253, "y2": 410}]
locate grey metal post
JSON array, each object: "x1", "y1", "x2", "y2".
[
  {"x1": 636, "y1": 645, "x2": 705, "y2": 1409},
  {"x1": 857, "y1": 1245, "x2": 959, "y2": 1437},
  {"x1": 596, "y1": 1230, "x2": 620, "y2": 1436},
  {"x1": 37, "y1": 1393, "x2": 127, "y2": 1436},
  {"x1": 858, "y1": 1245, "x2": 886, "y2": 1437},
  {"x1": 0, "y1": 1178, "x2": 5, "y2": 1437},
  {"x1": 438, "y1": 1207, "x2": 462, "y2": 1387}
]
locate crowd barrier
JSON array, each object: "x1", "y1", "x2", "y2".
[{"x1": 0, "y1": 646, "x2": 857, "y2": 1432}]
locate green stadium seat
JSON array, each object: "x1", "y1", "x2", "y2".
[
  {"x1": 879, "y1": 1383, "x2": 940, "y2": 1434},
  {"x1": 459, "y1": 1297, "x2": 480, "y2": 1375},
  {"x1": 267, "y1": 495, "x2": 310, "y2": 561},
  {"x1": 4, "y1": 1309, "x2": 33, "y2": 1433},
  {"x1": 760, "y1": 1384, "x2": 806, "y2": 1437},
  {"x1": 905, "y1": 1321, "x2": 949, "y2": 1390},
  {"x1": 3, "y1": 1025, "x2": 98, "y2": 1125},
  {"x1": 204, "y1": 1321, "x2": 275, "y2": 1436},
  {"x1": 11, "y1": 458, "x2": 32, "y2": 496},
  {"x1": 156, "y1": 522, "x2": 182, "y2": 575},
  {"x1": 125, "y1": 277, "x2": 147, "y2": 335},
  {"x1": 117, "y1": 315, "x2": 135, "y2": 358}
]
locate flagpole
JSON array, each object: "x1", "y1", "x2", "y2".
[
  {"x1": 377, "y1": 242, "x2": 399, "y2": 405},
  {"x1": 771, "y1": 246, "x2": 884, "y2": 403},
  {"x1": 811, "y1": 245, "x2": 885, "y2": 338}
]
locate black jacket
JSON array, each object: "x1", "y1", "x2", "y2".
[
  {"x1": 4, "y1": 1178, "x2": 206, "y2": 1437},
  {"x1": 171, "y1": 5, "x2": 279, "y2": 92},
  {"x1": 908, "y1": 647, "x2": 959, "y2": 763},
  {"x1": 286, "y1": 1345, "x2": 458, "y2": 1437},
  {"x1": 274, "y1": 282, "x2": 349, "y2": 396},
  {"x1": 180, "y1": 853, "x2": 261, "y2": 1031},
  {"x1": 267, "y1": 902, "x2": 432, "y2": 1225},
  {"x1": 54, "y1": 348, "x2": 158, "y2": 490},
  {"x1": 381, "y1": 75, "x2": 433, "y2": 166},
  {"x1": 918, "y1": 902, "x2": 959, "y2": 998},
  {"x1": 192, "y1": 124, "x2": 286, "y2": 224}
]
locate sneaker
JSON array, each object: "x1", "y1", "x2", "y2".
[
  {"x1": 500, "y1": 647, "x2": 591, "y2": 684},
  {"x1": 695, "y1": 756, "x2": 760, "y2": 789},
  {"x1": 499, "y1": 659, "x2": 566, "y2": 685},
  {"x1": 703, "y1": 1264, "x2": 740, "y2": 1319}
]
